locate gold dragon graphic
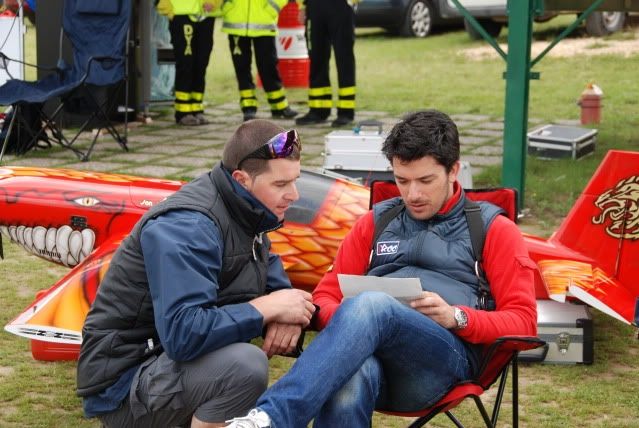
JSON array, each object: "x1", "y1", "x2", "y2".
[{"x1": 592, "y1": 175, "x2": 639, "y2": 240}]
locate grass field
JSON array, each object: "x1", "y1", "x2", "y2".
[{"x1": 2, "y1": 14, "x2": 639, "y2": 428}]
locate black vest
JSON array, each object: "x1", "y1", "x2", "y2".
[
  {"x1": 369, "y1": 193, "x2": 502, "y2": 308},
  {"x1": 77, "y1": 164, "x2": 279, "y2": 397}
]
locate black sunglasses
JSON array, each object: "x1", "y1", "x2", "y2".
[{"x1": 237, "y1": 129, "x2": 301, "y2": 170}]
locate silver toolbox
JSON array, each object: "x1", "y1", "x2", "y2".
[
  {"x1": 323, "y1": 122, "x2": 390, "y2": 173},
  {"x1": 527, "y1": 124, "x2": 597, "y2": 160},
  {"x1": 520, "y1": 300, "x2": 594, "y2": 364}
]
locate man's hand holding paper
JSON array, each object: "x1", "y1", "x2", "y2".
[{"x1": 409, "y1": 291, "x2": 457, "y2": 329}]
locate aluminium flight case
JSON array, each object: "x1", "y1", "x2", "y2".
[
  {"x1": 527, "y1": 124, "x2": 597, "y2": 160},
  {"x1": 519, "y1": 299, "x2": 594, "y2": 364}
]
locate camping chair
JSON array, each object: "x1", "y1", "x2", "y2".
[
  {"x1": 369, "y1": 180, "x2": 546, "y2": 427},
  {"x1": 0, "y1": 0, "x2": 131, "y2": 162},
  {"x1": 379, "y1": 336, "x2": 546, "y2": 428}
]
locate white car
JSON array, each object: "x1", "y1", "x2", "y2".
[
  {"x1": 439, "y1": 0, "x2": 631, "y2": 39},
  {"x1": 354, "y1": 0, "x2": 463, "y2": 38}
]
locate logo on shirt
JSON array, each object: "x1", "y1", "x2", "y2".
[{"x1": 376, "y1": 241, "x2": 399, "y2": 256}]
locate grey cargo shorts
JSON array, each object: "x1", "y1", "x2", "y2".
[{"x1": 99, "y1": 342, "x2": 269, "y2": 427}]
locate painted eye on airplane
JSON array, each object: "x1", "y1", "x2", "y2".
[{"x1": 73, "y1": 196, "x2": 101, "y2": 207}]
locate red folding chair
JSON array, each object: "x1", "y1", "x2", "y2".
[
  {"x1": 378, "y1": 336, "x2": 546, "y2": 428},
  {"x1": 369, "y1": 181, "x2": 545, "y2": 426}
]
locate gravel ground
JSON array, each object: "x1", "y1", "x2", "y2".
[{"x1": 461, "y1": 28, "x2": 639, "y2": 60}]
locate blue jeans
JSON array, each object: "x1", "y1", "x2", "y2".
[{"x1": 257, "y1": 291, "x2": 473, "y2": 428}]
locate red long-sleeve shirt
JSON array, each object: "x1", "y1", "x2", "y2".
[{"x1": 312, "y1": 184, "x2": 538, "y2": 344}]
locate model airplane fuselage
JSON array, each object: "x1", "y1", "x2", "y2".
[{"x1": 1, "y1": 150, "x2": 638, "y2": 361}]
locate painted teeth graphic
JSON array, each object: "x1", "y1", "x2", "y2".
[{"x1": 2, "y1": 224, "x2": 96, "y2": 267}]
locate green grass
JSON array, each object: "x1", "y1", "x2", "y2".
[
  {"x1": 4, "y1": 17, "x2": 639, "y2": 428},
  {"x1": 3, "y1": 237, "x2": 638, "y2": 427}
]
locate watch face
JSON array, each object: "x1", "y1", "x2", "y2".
[{"x1": 455, "y1": 307, "x2": 468, "y2": 328}]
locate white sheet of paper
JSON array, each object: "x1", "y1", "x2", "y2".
[{"x1": 338, "y1": 274, "x2": 423, "y2": 305}]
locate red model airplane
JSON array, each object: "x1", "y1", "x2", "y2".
[{"x1": 1, "y1": 149, "x2": 638, "y2": 361}]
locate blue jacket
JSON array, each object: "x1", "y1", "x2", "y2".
[{"x1": 80, "y1": 164, "x2": 291, "y2": 416}]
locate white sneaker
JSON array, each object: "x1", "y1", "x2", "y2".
[{"x1": 225, "y1": 409, "x2": 271, "y2": 428}]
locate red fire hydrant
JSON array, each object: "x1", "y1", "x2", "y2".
[{"x1": 578, "y1": 83, "x2": 603, "y2": 125}]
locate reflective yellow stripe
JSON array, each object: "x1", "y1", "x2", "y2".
[
  {"x1": 240, "y1": 99, "x2": 258, "y2": 108},
  {"x1": 222, "y1": 22, "x2": 277, "y2": 32},
  {"x1": 175, "y1": 91, "x2": 190, "y2": 101},
  {"x1": 336, "y1": 100, "x2": 355, "y2": 109},
  {"x1": 192, "y1": 103, "x2": 204, "y2": 111},
  {"x1": 270, "y1": 100, "x2": 288, "y2": 110},
  {"x1": 266, "y1": 89, "x2": 285, "y2": 100},
  {"x1": 240, "y1": 89, "x2": 256, "y2": 98},
  {"x1": 308, "y1": 99, "x2": 333, "y2": 108},
  {"x1": 338, "y1": 86, "x2": 356, "y2": 96},
  {"x1": 175, "y1": 103, "x2": 193, "y2": 112},
  {"x1": 191, "y1": 92, "x2": 204, "y2": 101},
  {"x1": 309, "y1": 87, "x2": 332, "y2": 96}
]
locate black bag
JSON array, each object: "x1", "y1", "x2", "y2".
[{"x1": 0, "y1": 103, "x2": 51, "y2": 155}]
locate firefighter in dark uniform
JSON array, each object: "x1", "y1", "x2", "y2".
[
  {"x1": 157, "y1": 0, "x2": 221, "y2": 126},
  {"x1": 295, "y1": 0, "x2": 357, "y2": 128},
  {"x1": 222, "y1": 0, "x2": 298, "y2": 122}
]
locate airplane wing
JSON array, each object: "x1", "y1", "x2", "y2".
[
  {"x1": 537, "y1": 258, "x2": 637, "y2": 325},
  {"x1": 3, "y1": 235, "x2": 124, "y2": 344},
  {"x1": 568, "y1": 267, "x2": 638, "y2": 325}
]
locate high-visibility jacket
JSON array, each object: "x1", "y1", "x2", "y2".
[
  {"x1": 221, "y1": 0, "x2": 287, "y2": 37},
  {"x1": 157, "y1": 0, "x2": 223, "y2": 19}
]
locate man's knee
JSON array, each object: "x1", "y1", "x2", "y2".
[
  {"x1": 339, "y1": 291, "x2": 398, "y2": 322},
  {"x1": 227, "y1": 343, "x2": 269, "y2": 394},
  {"x1": 318, "y1": 357, "x2": 381, "y2": 421},
  {"x1": 188, "y1": 344, "x2": 269, "y2": 422}
]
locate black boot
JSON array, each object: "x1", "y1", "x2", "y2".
[
  {"x1": 295, "y1": 109, "x2": 329, "y2": 125},
  {"x1": 331, "y1": 115, "x2": 354, "y2": 128},
  {"x1": 243, "y1": 108, "x2": 257, "y2": 122},
  {"x1": 272, "y1": 106, "x2": 298, "y2": 119},
  {"x1": 332, "y1": 107, "x2": 354, "y2": 128}
]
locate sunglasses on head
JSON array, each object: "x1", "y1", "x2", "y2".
[{"x1": 237, "y1": 129, "x2": 301, "y2": 170}]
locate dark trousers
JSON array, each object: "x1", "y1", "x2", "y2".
[
  {"x1": 228, "y1": 35, "x2": 286, "y2": 113},
  {"x1": 306, "y1": 0, "x2": 356, "y2": 117},
  {"x1": 169, "y1": 16, "x2": 214, "y2": 120}
]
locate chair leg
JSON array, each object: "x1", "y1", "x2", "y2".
[
  {"x1": 406, "y1": 405, "x2": 445, "y2": 428},
  {"x1": 472, "y1": 396, "x2": 495, "y2": 428},
  {"x1": 445, "y1": 411, "x2": 466, "y2": 428},
  {"x1": 0, "y1": 107, "x2": 18, "y2": 163},
  {"x1": 512, "y1": 355, "x2": 519, "y2": 428},
  {"x1": 491, "y1": 362, "x2": 510, "y2": 425},
  {"x1": 80, "y1": 83, "x2": 129, "y2": 161}
]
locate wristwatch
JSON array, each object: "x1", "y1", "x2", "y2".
[{"x1": 453, "y1": 307, "x2": 468, "y2": 330}]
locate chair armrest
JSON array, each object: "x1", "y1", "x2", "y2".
[
  {"x1": 77, "y1": 55, "x2": 126, "y2": 84},
  {"x1": 475, "y1": 336, "x2": 546, "y2": 388},
  {"x1": 490, "y1": 336, "x2": 547, "y2": 353}
]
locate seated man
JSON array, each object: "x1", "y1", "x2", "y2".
[
  {"x1": 76, "y1": 119, "x2": 316, "y2": 427},
  {"x1": 227, "y1": 110, "x2": 538, "y2": 428}
]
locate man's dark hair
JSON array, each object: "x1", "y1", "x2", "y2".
[
  {"x1": 382, "y1": 110, "x2": 460, "y2": 172},
  {"x1": 222, "y1": 119, "x2": 300, "y2": 178}
]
